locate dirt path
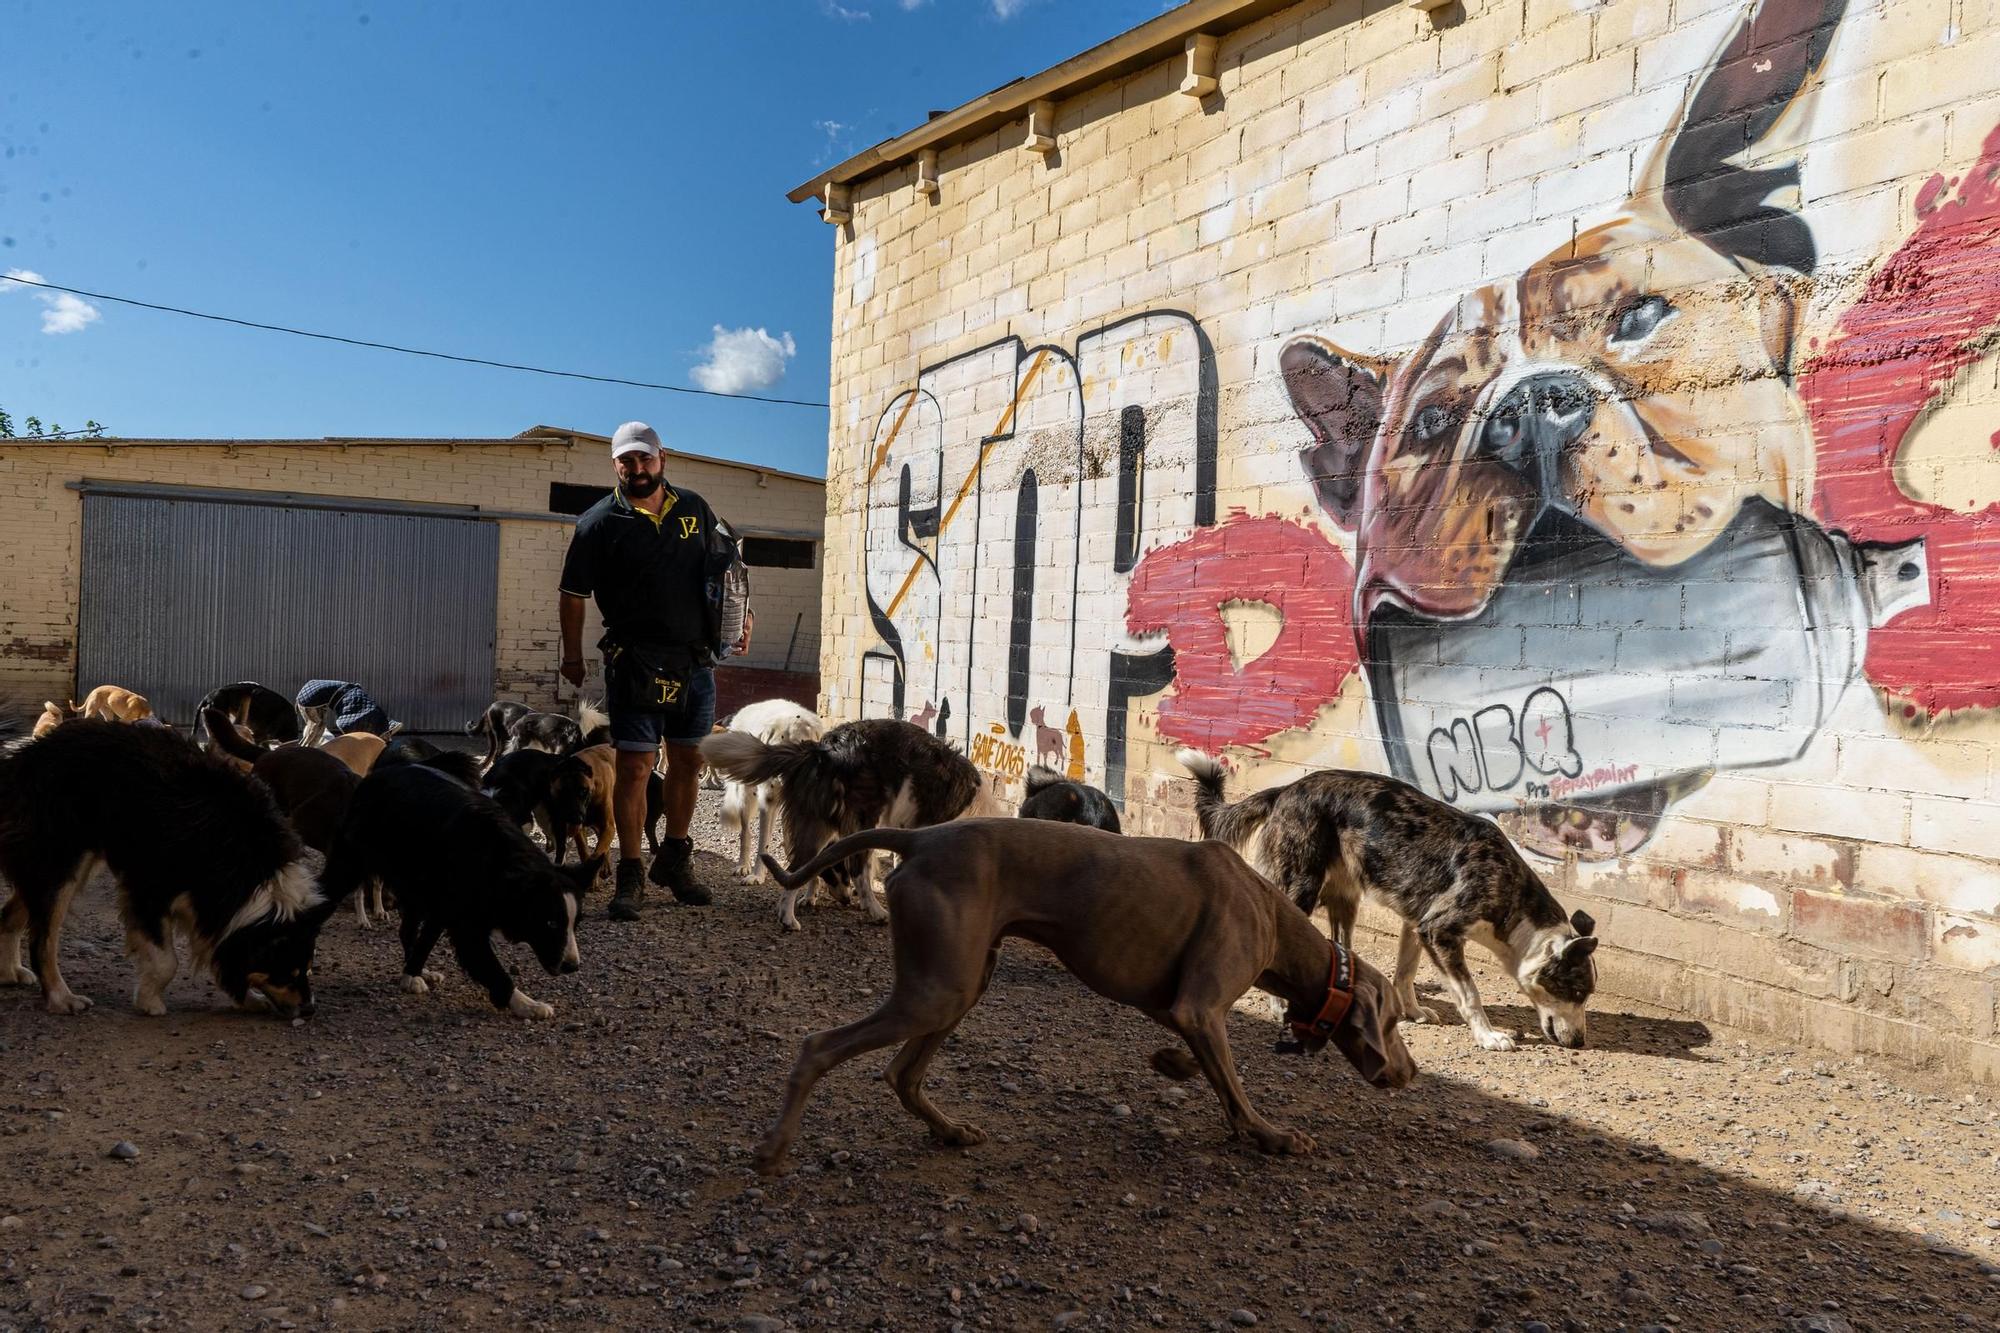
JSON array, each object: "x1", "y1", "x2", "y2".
[{"x1": 3, "y1": 791, "x2": 1997, "y2": 1332}]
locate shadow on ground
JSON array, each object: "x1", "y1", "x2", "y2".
[{"x1": 0, "y1": 836, "x2": 1993, "y2": 1331}]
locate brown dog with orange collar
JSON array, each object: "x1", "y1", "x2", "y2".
[{"x1": 749, "y1": 818, "x2": 1413, "y2": 1174}]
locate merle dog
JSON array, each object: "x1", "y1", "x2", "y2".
[{"x1": 1179, "y1": 751, "x2": 1599, "y2": 1052}]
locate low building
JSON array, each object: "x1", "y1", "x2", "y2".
[
  {"x1": 792, "y1": 0, "x2": 2000, "y2": 1079},
  {"x1": 0, "y1": 426, "x2": 824, "y2": 727}
]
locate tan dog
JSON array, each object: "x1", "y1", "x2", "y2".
[
  {"x1": 319, "y1": 733, "x2": 385, "y2": 776},
  {"x1": 31, "y1": 701, "x2": 79, "y2": 739},
  {"x1": 750, "y1": 818, "x2": 1413, "y2": 1175},
  {"x1": 78, "y1": 686, "x2": 152, "y2": 724}
]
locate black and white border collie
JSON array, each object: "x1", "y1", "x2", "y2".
[
  {"x1": 315, "y1": 763, "x2": 599, "y2": 1018},
  {"x1": 0, "y1": 718, "x2": 325, "y2": 1017}
]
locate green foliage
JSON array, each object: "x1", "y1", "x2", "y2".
[{"x1": 0, "y1": 407, "x2": 104, "y2": 439}]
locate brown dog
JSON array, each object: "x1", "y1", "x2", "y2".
[
  {"x1": 31, "y1": 701, "x2": 78, "y2": 739},
  {"x1": 202, "y1": 706, "x2": 389, "y2": 926},
  {"x1": 546, "y1": 744, "x2": 616, "y2": 871},
  {"x1": 751, "y1": 818, "x2": 1413, "y2": 1174},
  {"x1": 319, "y1": 733, "x2": 385, "y2": 776},
  {"x1": 78, "y1": 686, "x2": 152, "y2": 723}
]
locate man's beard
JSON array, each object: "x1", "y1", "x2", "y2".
[{"x1": 624, "y1": 472, "x2": 661, "y2": 498}]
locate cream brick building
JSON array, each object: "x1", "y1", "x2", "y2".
[
  {"x1": 0, "y1": 426, "x2": 823, "y2": 726},
  {"x1": 797, "y1": 0, "x2": 2000, "y2": 1078}
]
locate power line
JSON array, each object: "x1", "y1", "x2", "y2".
[
  {"x1": 0, "y1": 275, "x2": 830, "y2": 409},
  {"x1": 6, "y1": 426, "x2": 107, "y2": 440}
]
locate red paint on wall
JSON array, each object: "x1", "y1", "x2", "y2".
[
  {"x1": 1801, "y1": 120, "x2": 2000, "y2": 712},
  {"x1": 1125, "y1": 513, "x2": 1360, "y2": 750}
]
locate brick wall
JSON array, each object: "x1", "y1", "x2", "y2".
[
  {"x1": 814, "y1": 0, "x2": 2000, "y2": 1079},
  {"x1": 0, "y1": 435, "x2": 824, "y2": 722}
]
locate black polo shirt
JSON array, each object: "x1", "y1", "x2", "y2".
[{"x1": 559, "y1": 482, "x2": 724, "y2": 650}]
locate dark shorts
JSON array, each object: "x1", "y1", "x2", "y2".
[{"x1": 607, "y1": 666, "x2": 715, "y2": 752}]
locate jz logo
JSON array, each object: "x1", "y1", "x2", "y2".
[
  {"x1": 678, "y1": 516, "x2": 700, "y2": 538},
  {"x1": 654, "y1": 678, "x2": 683, "y2": 705}
]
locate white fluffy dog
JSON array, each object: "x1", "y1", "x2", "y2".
[{"x1": 719, "y1": 698, "x2": 823, "y2": 883}]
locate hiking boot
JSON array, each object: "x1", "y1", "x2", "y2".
[
  {"x1": 648, "y1": 835, "x2": 711, "y2": 905},
  {"x1": 609, "y1": 857, "x2": 645, "y2": 921}
]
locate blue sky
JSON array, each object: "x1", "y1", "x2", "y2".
[{"x1": 0, "y1": 0, "x2": 1169, "y2": 478}]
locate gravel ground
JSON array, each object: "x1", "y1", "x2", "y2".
[{"x1": 2, "y1": 788, "x2": 1998, "y2": 1332}]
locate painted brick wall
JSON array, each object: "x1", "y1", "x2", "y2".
[
  {"x1": 0, "y1": 437, "x2": 823, "y2": 719},
  {"x1": 815, "y1": 0, "x2": 2000, "y2": 1079}
]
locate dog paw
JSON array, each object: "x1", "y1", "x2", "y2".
[
  {"x1": 1253, "y1": 1126, "x2": 1315, "y2": 1156},
  {"x1": 132, "y1": 993, "x2": 168, "y2": 1017},
  {"x1": 751, "y1": 1137, "x2": 792, "y2": 1177},
  {"x1": 930, "y1": 1122, "x2": 987, "y2": 1149},
  {"x1": 1474, "y1": 1030, "x2": 1517, "y2": 1053},
  {"x1": 5, "y1": 965, "x2": 35, "y2": 986},
  {"x1": 399, "y1": 974, "x2": 431, "y2": 995},
  {"x1": 778, "y1": 913, "x2": 802, "y2": 933},
  {"x1": 422, "y1": 969, "x2": 444, "y2": 987},
  {"x1": 507, "y1": 991, "x2": 555, "y2": 1020},
  {"x1": 863, "y1": 905, "x2": 890, "y2": 925},
  {"x1": 45, "y1": 991, "x2": 93, "y2": 1016},
  {"x1": 1398, "y1": 1003, "x2": 1441, "y2": 1025},
  {"x1": 1149, "y1": 1047, "x2": 1201, "y2": 1081}
]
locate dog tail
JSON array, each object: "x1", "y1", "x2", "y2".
[
  {"x1": 1024, "y1": 763, "x2": 1066, "y2": 797},
  {"x1": 758, "y1": 827, "x2": 923, "y2": 891},
  {"x1": 1176, "y1": 748, "x2": 1277, "y2": 846},
  {"x1": 575, "y1": 696, "x2": 609, "y2": 735},
  {"x1": 700, "y1": 729, "x2": 819, "y2": 788},
  {"x1": 202, "y1": 706, "x2": 266, "y2": 763}
]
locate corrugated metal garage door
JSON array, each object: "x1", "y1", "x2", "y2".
[{"x1": 76, "y1": 487, "x2": 499, "y2": 732}]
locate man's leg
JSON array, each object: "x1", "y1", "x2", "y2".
[
  {"x1": 606, "y1": 708, "x2": 664, "y2": 922},
  {"x1": 648, "y1": 668, "x2": 715, "y2": 905}
]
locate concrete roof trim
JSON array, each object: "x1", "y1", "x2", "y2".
[
  {"x1": 517, "y1": 426, "x2": 826, "y2": 486},
  {"x1": 10, "y1": 430, "x2": 825, "y2": 486},
  {"x1": 784, "y1": 0, "x2": 1295, "y2": 204}
]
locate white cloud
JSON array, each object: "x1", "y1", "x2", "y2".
[
  {"x1": 691, "y1": 326, "x2": 797, "y2": 395},
  {"x1": 813, "y1": 117, "x2": 853, "y2": 166},
  {"x1": 820, "y1": 0, "x2": 870, "y2": 18},
  {"x1": 991, "y1": 0, "x2": 1033, "y2": 15},
  {"x1": 1, "y1": 268, "x2": 101, "y2": 335},
  {"x1": 899, "y1": 0, "x2": 929, "y2": 8}
]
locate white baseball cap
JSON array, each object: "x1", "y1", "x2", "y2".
[{"x1": 610, "y1": 421, "x2": 662, "y2": 458}]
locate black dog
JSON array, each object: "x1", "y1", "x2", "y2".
[
  {"x1": 480, "y1": 748, "x2": 565, "y2": 849},
  {"x1": 196, "y1": 682, "x2": 301, "y2": 751},
  {"x1": 1018, "y1": 765, "x2": 1122, "y2": 833},
  {"x1": 0, "y1": 717, "x2": 323, "y2": 1018},
  {"x1": 375, "y1": 737, "x2": 482, "y2": 786},
  {"x1": 469, "y1": 700, "x2": 536, "y2": 769},
  {"x1": 315, "y1": 764, "x2": 599, "y2": 1018}
]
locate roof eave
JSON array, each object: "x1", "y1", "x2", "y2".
[{"x1": 785, "y1": 0, "x2": 1295, "y2": 205}]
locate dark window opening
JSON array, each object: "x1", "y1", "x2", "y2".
[
  {"x1": 742, "y1": 537, "x2": 816, "y2": 569},
  {"x1": 550, "y1": 482, "x2": 612, "y2": 516}
]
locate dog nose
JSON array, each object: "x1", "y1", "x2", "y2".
[{"x1": 1478, "y1": 372, "x2": 1596, "y2": 490}]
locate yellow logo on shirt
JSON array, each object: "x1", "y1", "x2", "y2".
[{"x1": 678, "y1": 516, "x2": 700, "y2": 538}]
